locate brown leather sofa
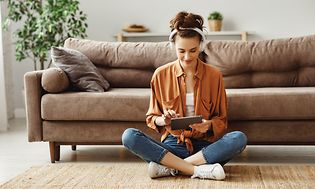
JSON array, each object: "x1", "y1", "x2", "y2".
[{"x1": 24, "y1": 35, "x2": 315, "y2": 163}]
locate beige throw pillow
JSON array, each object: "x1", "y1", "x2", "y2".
[
  {"x1": 51, "y1": 47, "x2": 110, "y2": 92},
  {"x1": 42, "y1": 68, "x2": 70, "y2": 93}
]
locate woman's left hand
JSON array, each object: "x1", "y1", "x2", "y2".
[{"x1": 189, "y1": 119, "x2": 212, "y2": 134}]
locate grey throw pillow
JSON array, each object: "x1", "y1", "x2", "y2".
[{"x1": 51, "y1": 46, "x2": 110, "y2": 92}]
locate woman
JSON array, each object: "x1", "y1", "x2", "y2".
[{"x1": 122, "y1": 11, "x2": 247, "y2": 180}]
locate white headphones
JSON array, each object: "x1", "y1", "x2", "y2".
[{"x1": 169, "y1": 27, "x2": 206, "y2": 51}]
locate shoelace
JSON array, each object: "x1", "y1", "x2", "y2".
[
  {"x1": 158, "y1": 166, "x2": 178, "y2": 176},
  {"x1": 158, "y1": 166, "x2": 171, "y2": 175},
  {"x1": 170, "y1": 169, "x2": 178, "y2": 176}
]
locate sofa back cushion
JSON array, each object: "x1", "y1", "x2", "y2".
[
  {"x1": 204, "y1": 35, "x2": 315, "y2": 88},
  {"x1": 64, "y1": 35, "x2": 315, "y2": 89},
  {"x1": 65, "y1": 38, "x2": 178, "y2": 69},
  {"x1": 98, "y1": 68, "x2": 153, "y2": 88},
  {"x1": 64, "y1": 38, "x2": 177, "y2": 88}
]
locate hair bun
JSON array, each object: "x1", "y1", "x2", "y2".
[{"x1": 170, "y1": 11, "x2": 204, "y2": 31}]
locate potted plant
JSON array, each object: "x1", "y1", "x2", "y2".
[
  {"x1": 1, "y1": 0, "x2": 88, "y2": 70},
  {"x1": 208, "y1": 11, "x2": 223, "y2": 31}
]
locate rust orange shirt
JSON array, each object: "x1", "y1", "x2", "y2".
[{"x1": 146, "y1": 59, "x2": 228, "y2": 152}]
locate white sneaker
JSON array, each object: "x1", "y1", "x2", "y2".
[
  {"x1": 191, "y1": 163, "x2": 225, "y2": 180},
  {"x1": 148, "y1": 162, "x2": 177, "y2": 179}
]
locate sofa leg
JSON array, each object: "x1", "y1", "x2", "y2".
[
  {"x1": 71, "y1": 145, "x2": 76, "y2": 151},
  {"x1": 55, "y1": 144, "x2": 60, "y2": 161},
  {"x1": 49, "y1": 142, "x2": 56, "y2": 163}
]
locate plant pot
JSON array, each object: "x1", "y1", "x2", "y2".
[{"x1": 208, "y1": 20, "x2": 222, "y2": 31}]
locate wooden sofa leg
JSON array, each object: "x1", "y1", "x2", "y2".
[
  {"x1": 49, "y1": 142, "x2": 56, "y2": 163},
  {"x1": 72, "y1": 145, "x2": 76, "y2": 151},
  {"x1": 55, "y1": 144, "x2": 60, "y2": 161}
]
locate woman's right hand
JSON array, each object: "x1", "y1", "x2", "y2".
[
  {"x1": 155, "y1": 109, "x2": 179, "y2": 126},
  {"x1": 162, "y1": 109, "x2": 178, "y2": 125}
]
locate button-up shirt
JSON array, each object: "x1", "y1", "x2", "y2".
[{"x1": 146, "y1": 58, "x2": 227, "y2": 152}]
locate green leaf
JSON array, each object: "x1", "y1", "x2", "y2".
[
  {"x1": 1, "y1": 0, "x2": 88, "y2": 70},
  {"x1": 2, "y1": 19, "x2": 10, "y2": 30},
  {"x1": 208, "y1": 11, "x2": 223, "y2": 20}
]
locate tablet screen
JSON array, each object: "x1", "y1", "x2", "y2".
[{"x1": 170, "y1": 115, "x2": 203, "y2": 130}]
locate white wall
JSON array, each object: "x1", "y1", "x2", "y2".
[
  {"x1": 8, "y1": 0, "x2": 315, "y2": 116},
  {"x1": 79, "y1": 0, "x2": 315, "y2": 41}
]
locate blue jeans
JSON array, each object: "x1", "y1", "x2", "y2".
[{"x1": 122, "y1": 128, "x2": 247, "y2": 165}]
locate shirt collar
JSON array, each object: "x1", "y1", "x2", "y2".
[{"x1": 175, "y1": 59, "x2": 204, "y2": 79}]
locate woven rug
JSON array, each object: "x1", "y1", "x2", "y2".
[{"x1": 1, "y1": 163, "x2": 314, "y2": 189}]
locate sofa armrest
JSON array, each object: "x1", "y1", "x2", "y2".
[{"x1": 24, "y1": 70, "x2": 45, "y2": 142}]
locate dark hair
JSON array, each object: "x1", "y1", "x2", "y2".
[{"x1": 169, "y1": 11, "x2": 204, "y2": 41}]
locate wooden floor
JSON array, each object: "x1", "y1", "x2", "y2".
[{"x1": 1, "y1": 118, "x2": 315, "y2": 184}]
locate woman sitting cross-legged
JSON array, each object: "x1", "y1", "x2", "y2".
[{"x1": 122, "y1": 11, "x2": 247, "y2": 180}]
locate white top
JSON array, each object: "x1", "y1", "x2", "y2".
[{"x1": 186, "y1": 92, "x2": 195, "y2": 117}]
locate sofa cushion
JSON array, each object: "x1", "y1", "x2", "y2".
[
  {"x1": 204, "y1": 35, "x2": 315, "y2": 88},
  {"x1": 227, "y1": 87, "x2": 315, "y2": 120},
  {"x1": 41, "y1": 68, "x2": 70, "y2": 93},
  {"x1": 64, "y1": 38, "x2": 177, "y2": 70},
  {"x1": 98, "y1": 68, "x2": 153, "y2": 88},
  {"x1": 41, "y1": 88, "x2": 150, "y2": 121},
  {"x1": 51, "y1": 46, "x2": 110, "y2": 92},
  {"x1": 41, "y1": 87, "x2": 315, "y2": 122}
]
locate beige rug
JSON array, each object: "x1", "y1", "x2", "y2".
[{"x1": 1, "y1": 163, "x2": 314, "y2": 189}]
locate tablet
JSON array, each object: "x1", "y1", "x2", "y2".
[{"x1": 170, "y1": 115, "x2": 203, "y2": 130}]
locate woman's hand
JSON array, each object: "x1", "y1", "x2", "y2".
[
  {"x1": 154, "y1": 109, "x2": 179, "y2": 126},
  {"x1": 162, "y1": 109, "x2": 179, "y2": 125},
  {"x1": 189, "y1": 119, "x2": 212, "y2": 133}
]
